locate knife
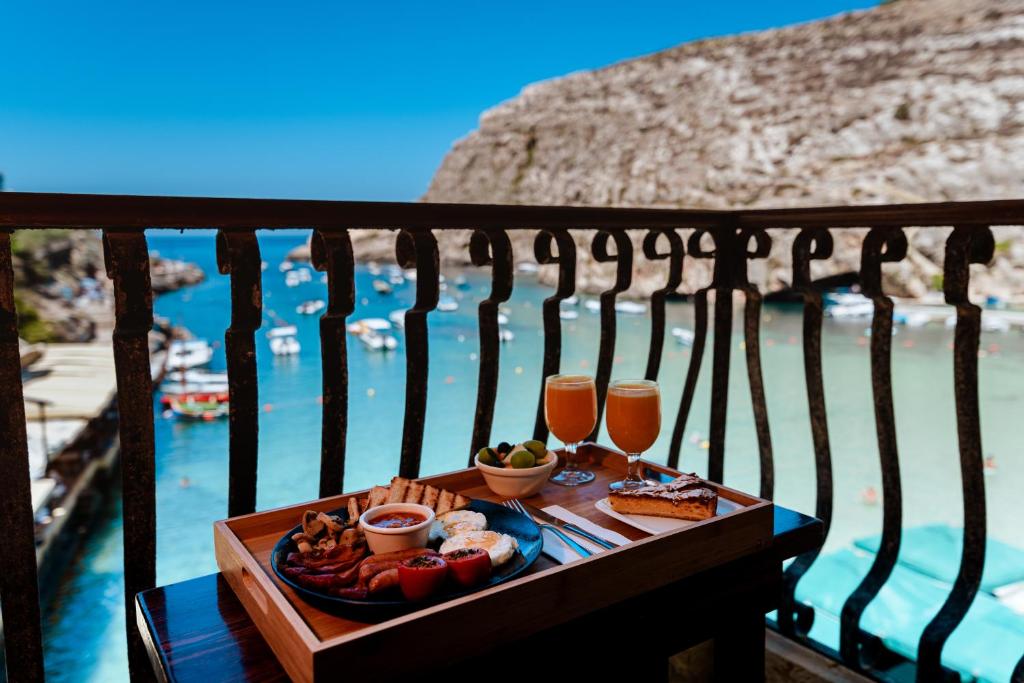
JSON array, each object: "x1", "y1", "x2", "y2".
[{"x1": 520, "y1": 502, "x2": 619, "y2": 550}]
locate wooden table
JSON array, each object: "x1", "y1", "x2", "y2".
[{"x1": 137, "y1": 456, "x2": 822, "y2": 682}]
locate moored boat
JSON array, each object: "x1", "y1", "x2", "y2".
[
  {"x1": 267, "y1": 325, "x2": 301, "y2": 356},
  {"x1": 167, "y1": 339, "x2": 213, "y2": 370},
  {"x1": 672, "y1": 327, "x2": 695, "y2": 347},
  {"x1": 296, "y1": 300, "x2": 326, "y2": 315},
  {"x1": 347, "y1": 318, "x2": 392, "y2": 335},
  {"x1": 358, "y1": 331, "x2": 398, "y2": 351}
]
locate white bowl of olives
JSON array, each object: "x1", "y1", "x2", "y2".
[{"x1": 474, "y1": 440, "x2": 557, "y2": 498}]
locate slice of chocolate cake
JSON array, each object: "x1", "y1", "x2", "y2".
[{"x1": 608, "y1": 474, "x2": 717, "y2": 521}]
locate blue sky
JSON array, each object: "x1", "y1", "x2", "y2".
[{"x1": 1, "y1": 1, "x2": 875, "y2": 201}]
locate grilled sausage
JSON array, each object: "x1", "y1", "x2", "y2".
[{"x1": 368, "y1": 568, "x2": 399, "y2": 594}]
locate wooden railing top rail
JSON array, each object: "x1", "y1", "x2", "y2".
[{"x1": 1, "y1": 191, "x2": 1023, "y2": 230}]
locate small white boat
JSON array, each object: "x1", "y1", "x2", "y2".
[
  {"x1": 562, "y1": 295, "x2": 579, "y2": 306},
  {"x1": 167, "y1": 340, "x2": 213, "y2": 369},
  {"x1": 261, "y1": 261, "x2": 269, "y2": 272},
  {"x1": 672, "y1": 327, "x2": 696, "y2": 347},
  {"x1": 285, "y1": 271, "x2": 302, "y2": 288},
  {"x1": 497, "y1": 313, "x2": 510, "y2": 326},
  {"x1": 499, "y1": 329, "x2": 515, "y2": 343},
  {"x1": 368, "y1": 262, "x2": 382, "y2": 276},
  {"x1": 296, "y1": 300, "x2": 326, "y2": 315},
  {"x1": 267, "y1": 326, "x2": 300, "y2": 356},
  {"x1": 454, "y1": 274, "x2": 470, "y2": 289},
  {"x1": 166, "y1": 369, "x2": 228, "y2": 385},
  {"x1": 279, "y1": 261, "x2": 294, "y2": 272},
  {"x1": 825, "y1": 293, "x2": 874, "y2": 319},
  {"x1": 388, "y1": 310, "x2": 406, "y2": 329},
  {"x1": 615, "y1": 301, "x2": 647, "y2": 315},
  {"x1": 438, "y1": 297, "x2": 459, "y2": 312},
  {"x1": 359, "y1": 331, "x2": 398, "y2": 352},
  {"x1": 372, "y1": 280, "x2": 393, "y2": 295},
  {"x1": 347, "y1": 318, "x2": 392, "y2": 335},
  {"x1": 584, "y1": 299, "x2": 601, "y2": 313},
  {"x1": 160, "y1": 381, "x2": 230, "y2": 395},
  {"x1": 404, "y1": 269, "x2": 418, "y2": 282},
  {"x1": 828, "y1": 303, "x2": 874, "y2": 319},
  {"x1": 559, "y1": 309, "x2": 579, "y2": 321},
  {"x1": 389, "y1": 273, "x2": 405, "y2": 286},
  {"x1": 516, "y1": 262, "x2": 539, "y2": 274}
]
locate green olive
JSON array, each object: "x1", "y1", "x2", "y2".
[
  {"x1": 510, "y1": 450, "x2": 536, "y2": 469},
  {"x1": 522, "y1": 440, "x2": 547, "y2": 459},
  {"x1": 477, "y1": 447, "x2": 501, "y2": 467}
]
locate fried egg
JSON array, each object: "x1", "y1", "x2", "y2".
[
  {"x1": 437, "y1": 510, "x2": 488, "y2": 537},
  {"x1": 439, "y1": 530, "x2": 518, "y2": 567}
]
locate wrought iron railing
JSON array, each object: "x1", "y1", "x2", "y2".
[{"x1": 1, "y1": 192, "x2": 1022, "y2": 682}]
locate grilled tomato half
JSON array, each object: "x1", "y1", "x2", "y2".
[
  {"x1": 397, "y1": 554, "x2": 448, "y2": 601},
  {"x1": 442, "y1": 547, "x2": 492, "y2": 588}
]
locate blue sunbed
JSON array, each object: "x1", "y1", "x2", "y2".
[
  {"x1": 855, "y1": 525, "x2": 1024, "y2": 595},
  {"x1": 795, "y1": 548, "x2": 1024, "y2": 683}
]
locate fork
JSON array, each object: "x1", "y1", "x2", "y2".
[{"x1": 502, "y1": 499, "x2": 593, "y2": 558}]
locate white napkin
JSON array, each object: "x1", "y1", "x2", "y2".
[{"x1": 538, "y1": 504, "x2": 632, "y2": 564}]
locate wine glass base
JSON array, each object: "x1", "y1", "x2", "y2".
[
  {"x1": 550, "y1": 469, "x2": 596, "y2": 487},
  {"x1": 608, "y1": 478, "x2": 660, "y2": 491}
]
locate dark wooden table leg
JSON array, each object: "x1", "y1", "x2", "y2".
[{"x1": 713, "y1": 607, "x2": 766, "y2": 682}]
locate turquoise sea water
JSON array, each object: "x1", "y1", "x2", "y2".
[{"x1": 40, "y1": 231, "x2": 1024, "y2": 680}]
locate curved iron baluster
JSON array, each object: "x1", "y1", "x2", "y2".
[
  {"x1": 840, "y1": 227, "x2": 908, "y2": 667},
  {"x1": 468, "y1": 228, "x2": 514, "y2": 462},
  {"x1": 667, "y1": 228, "x2": 716, "y2": 469},
  {"x1": 311, "y1": 230, "x2": 355, "y2": 497},
  {"x1": 396, "y1": 229, "x2": 439, "y2": 478},
  {"x1": 103, "y1": 230, "x2": 157, "y2": 681},
  {"x1": 916, "y1": 226, "x2": 994, "y2": 682},
  {"x1": 216, "y1": 231, "x2": 263, "y2": 517},
  {"x1": 532, "y1": 229, "x2": 576, "y2": 443},
  {"x1": 0, "y1": 230, "x2": 45, "y2": 682},
  {"x1": 778, "y1": 227, "x2": 835, "y2": 637},
  {"x1": 590, "y1": 230, "x2": 633, "y2": 441},
  {"x1": 707, "y1": 220, "x2": 739, "y2": 484},
  {"x1": 643, "y1": 228, "x2": 684, "y2": 382},
  {"x1": 735, "y1": 227, "x2": 774, "y2": 500}
]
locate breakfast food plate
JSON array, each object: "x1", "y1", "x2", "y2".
[
  {"x1": 271, "y1": 498, "x2": 542, "y2": 614},
  {"x1": 213, "y1": 445, "x2": 773, "y2": 683}
]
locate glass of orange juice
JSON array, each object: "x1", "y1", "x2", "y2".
[
  {"x1": 605, "y1": 379, "x2": 661, "y2": 491},
  {"x1": 544, "y1": 374, "x2": 597, "y2": 486}
]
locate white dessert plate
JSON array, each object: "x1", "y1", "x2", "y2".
[{"x1": 594, "y1": 496, "x2": 741, "y2": 535}]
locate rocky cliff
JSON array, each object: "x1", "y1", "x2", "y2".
[{"x1": 420, "y1": 0, "x2": 1024, "y2": 299}]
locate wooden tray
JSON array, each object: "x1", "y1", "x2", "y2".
[{"x1": 214, "y1": 443, "x2": 773, "y2": 683}]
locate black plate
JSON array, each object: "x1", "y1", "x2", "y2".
[{"x1": 271, "y1": 499, "x2": 542, "y2": 619}]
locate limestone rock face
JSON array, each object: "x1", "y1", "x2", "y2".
[{"x1": 421, "y1": 0, "x2": 1024, "y2": 300}]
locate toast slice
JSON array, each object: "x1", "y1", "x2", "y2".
[
  {"x1": 420, "y1": 485, "x2": 440, "y2": 511},
  {"x1": 359, "y1": 479, "x2": 471, "y2": 515},
  {"x1": 387, "y1": 476, "x2": 410, "y2": 503},
  {"x1": 404, "y1": 480, "x2": 424, "y2": 505},
  {"x1": 366, "y1": 485, "x2": 390, "y2": 510},
  {"x1": 435, "y1": 489, "x2": 456, "y2": 515}
]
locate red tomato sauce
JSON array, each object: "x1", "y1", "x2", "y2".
[{"x1": 369, "y1": 511, "x2": 427, "y2": 529}]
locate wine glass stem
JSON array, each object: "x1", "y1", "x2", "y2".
[
  {"x1": 563, "y1": 441, "x2": 579, "y2": 471},
  {"x1": 626, "y1": 452, "x2": 643, "y2": 483}
]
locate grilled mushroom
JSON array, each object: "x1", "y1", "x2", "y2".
[
  {"x1": 291, "y1": 532, "x2": 315, "y2": 553},
  {"x1": 302, "y1": 510, "x2": 325, "y2": 538},
  {"x1": 317, "y1": 512, "x2": 344, "y2": 535}
]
